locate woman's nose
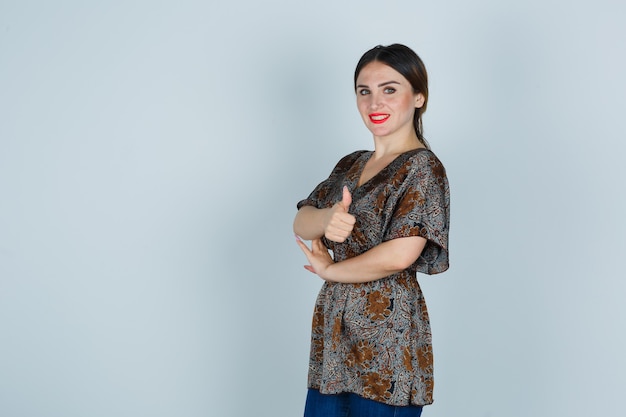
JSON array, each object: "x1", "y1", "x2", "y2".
[{"x1": 368, "y1": 93, "x2": 382, "y2": 110}]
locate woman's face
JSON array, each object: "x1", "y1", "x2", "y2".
[{"x1": 355, "y1": 61, "x2": 424, "y2": 139}]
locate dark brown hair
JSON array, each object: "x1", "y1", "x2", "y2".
[{"x1": 354, "y1": 44, "x2": 430, "y2": 148}]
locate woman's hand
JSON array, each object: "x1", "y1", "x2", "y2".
[
  {"x1": 295, "y1": 236, "x2": 335, "y2": 280},
  {"x1": 323, "y1": 186, "x2": 356, "y2": 243}
]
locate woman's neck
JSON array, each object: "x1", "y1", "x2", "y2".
[{"x1": 371, "y1": 132, "x2": 423, "y2": 160}]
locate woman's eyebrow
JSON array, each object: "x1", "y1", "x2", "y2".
[
  {"x1": 356, "y1": 80, "x2": 401, "y2": 89},
  {"x1": 378, "y1": 80, "x2": 401, "y2": 87}
]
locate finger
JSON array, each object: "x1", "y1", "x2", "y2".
[
  {"x1": 311, "y1": 238, "x2": 326, "y2": 252},
  {"x1": 295, "y1": 235, "x2": 312, "y2": 255},
  {"x1": 338, "y1": 213, "x2": 356, "y2": 227},
  {"x1": 328, "y1": 217, "x2": 355, "y2": 233},
  {"x1": 341, "y1": 185, "x2": 352, "y2": 211},
  {"x1": 326, "y1": 235, "x2": 345, "y2": 243},
  {"x1": 327, "y1": 223, "x2": 354, "y2": 240},
  {"x1": 304, "y1": 265, "x2": 316, "y2": 274},
  {"x1": 325, "y1": 229, "x2": 347, "y2": 243}
]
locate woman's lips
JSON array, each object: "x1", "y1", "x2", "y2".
[{"x1": 369, "y1": 113, "x2": 390, "y2": 124}]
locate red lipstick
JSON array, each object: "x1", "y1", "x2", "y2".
[{"x1": 369, "y1": 113, "x2": 390, "y2": 124}]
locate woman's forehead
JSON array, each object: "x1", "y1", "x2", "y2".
[{"x1": 356, "y1": 61, "x2": 407, "y2": 85}]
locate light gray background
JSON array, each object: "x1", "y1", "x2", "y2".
[{"x1": 1, "y1": 1, "x2": 625, "y2": 416}]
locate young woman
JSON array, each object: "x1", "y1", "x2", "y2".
[{"x1": 294, "y1": 44, "x2": 450, "y2": 417}]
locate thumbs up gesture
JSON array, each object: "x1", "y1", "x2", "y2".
[{"x1": 323, "y1": 186, "x2": 356, "y2": 243}]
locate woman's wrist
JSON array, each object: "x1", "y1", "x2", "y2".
[{"x1": 321, "y1": 263, "x2": 342, "y2": 283}]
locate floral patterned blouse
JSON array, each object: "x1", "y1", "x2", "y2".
[{"x1": 297, "y1": 148, "x2": 450, "y2": 406}]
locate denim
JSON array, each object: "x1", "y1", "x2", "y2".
[{"x1": 304, "y1": 389, "x2": 423, "y2": 417}]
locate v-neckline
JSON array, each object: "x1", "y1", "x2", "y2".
[{"x1": 355, "y1": 148, "x2": 427, "y2": 189}]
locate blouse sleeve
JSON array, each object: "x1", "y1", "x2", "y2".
[
  {"x1": 383, "y1": 151, "x2": 450, "y2": 275},
  {"x1": 296, "y1": 151, "x2": 366, "y2": 210}
]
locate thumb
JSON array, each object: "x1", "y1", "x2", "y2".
[{"x1": 341, "y1": 185, "x2": 352, "y2": 211}]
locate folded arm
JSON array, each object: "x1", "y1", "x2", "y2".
[{"x1": 295, "y1": 235, "x2": 427, "y2": 284}]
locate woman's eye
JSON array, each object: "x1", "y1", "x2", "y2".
[
  {"x1": 358, "y1": 89, "x2": 370, "y2": 95},
  {"x1": 384, "y1": 87, "x2": 396, "y2": 94}
]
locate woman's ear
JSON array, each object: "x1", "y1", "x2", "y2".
[{"x1": 414, "y1": 93, "x2": 425, "y2": 109}]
